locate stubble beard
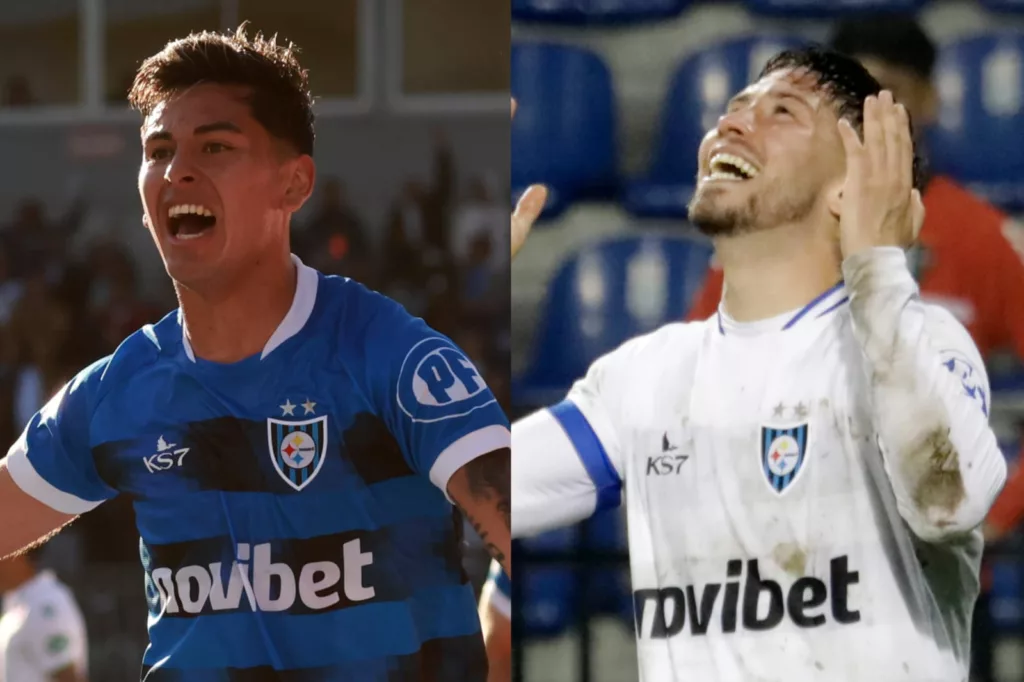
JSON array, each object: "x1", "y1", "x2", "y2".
[{"x1": 688, "y1": 178, "x2": 819, "y2": 239}]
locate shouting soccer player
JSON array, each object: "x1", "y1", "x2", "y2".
[
  {"x1": 0, "y1": 28, "x2": 511, "y2": 680},
  {"x1": 511, "y1": 47, "x2": 1006, "y2": 680}
]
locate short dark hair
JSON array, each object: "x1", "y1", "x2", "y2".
[
  {"x1": 128, "y1": 25, "x2": 315, "y2": 156},
  {"x1": 760, "y1": 45, "x2": 926, "y2": 191},
  {"x1": 828, "y1": 14, "x2": 936, "y2": 80}
]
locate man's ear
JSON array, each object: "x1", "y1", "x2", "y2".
[
  {"x1": 282, "y1": 155, "x2": 316, "y2": 214},
  {"x1": 826, "y1": 176, "x2": 844, "y2": 222}
]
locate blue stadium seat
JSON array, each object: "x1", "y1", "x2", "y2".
[
  {"x1": 928, "y1": 34, "x2": 1024, "y2": 210},
  {"x1": 989, "y1": 559, "x2": 1024, "y2": 634},
  {"x1": 515, "y1": 529, "x2": 579, "y2": 637},
  {"x1": 512, "y1": 42, "x2": 619, "y2": 220},
  {"x1": 980, "y1": 0, "x2": 1024, "y2": 13},
  {"x1": 515, "y1": 514, "x2": 633, "y2": 637},
  {"x1": 743, "y1": 0, "x2": 927, "y2": 18},
  {"x1": 625, "y1": 35, "x2": 804, "y2": 219},
  {"x1": 582, "y1": 509, "x2": 633, "y2": 622},
  {"x1": 997, "y1": 432, "x2": 1022, "y2": 465},
  {"x1": 514, "y1": 234, "x2": 713, "y2": 406},
  {"x1": 992, "y1": 367, "x2": 1024, "y2": 395},
  {"x1": 512, "y1": 0, "x2": 689, "y2": 24}
]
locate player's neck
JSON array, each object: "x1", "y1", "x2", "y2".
[
  {"x1": 716, "y1": 221, "x2": 841, "y2": 323},
  {"x1": 177, "y1": 250, "x2": 297, "y2": 364}
]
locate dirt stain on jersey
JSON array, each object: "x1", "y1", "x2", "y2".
[
  {"x1": 772, "y1": 542, "x2": 807, "y2": 576},
  {"x1": 906, "y1": 427, "x2": 966, "y2": 524},
  {"x1": 849, "y1": 278, "x2": 968, "y2": 526}
]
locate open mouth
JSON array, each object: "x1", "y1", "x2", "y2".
[
  {"x1": 167, "y1": 204, "x2": 217, "y2": 240},
  {"x1": 707, "y1": 153, "x2": 759, "y2": 182}
]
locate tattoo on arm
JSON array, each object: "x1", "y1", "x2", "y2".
[
  {"x1": 454, "y1": 448, "x2": 510, "y2": 565},
  {"x1": 465, "y1": 448, "x2": 510, "y2": 528},
  {"x1": 460, "y1": 508, "x2": 506, "y2": 567}
]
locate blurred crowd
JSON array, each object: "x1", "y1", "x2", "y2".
[
  {"x1": 0, "y1": 198, "x2": 163, "y2": 451},
  {"x1": 299, "y1": 135, "x2": 510, "y2": 416}
]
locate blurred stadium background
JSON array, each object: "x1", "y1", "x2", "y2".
[
  {"x1": 0, "y1": 0, "x2": 508, "y2": 679},
  {"x1": 511, "y1": 1, "x2": 1024, "y2": 681}
]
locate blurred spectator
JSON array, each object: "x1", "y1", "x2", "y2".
[
  {"x1": 451, "y1": 174, "x2": 507, "y2": 270},
  {"x1": 2, "y1": 76, "x2": 34, "y2": 107},
  {"x1": 0, "y1": 549, "x2": 89, "y2": 681},
  {"x1": 383, "y1": 132, "x2": 455, "y2": 293},
  {"x1": 9, "y1": 269, "x2": 74, "y2": 429},
  {"x1": 295, "y1": 177, "x2": 372, "y2": 284},
  {"x1": 0, "y1": 326, "x2": 19, "y2": 450},
  {"x1": 0, "y1": 244, "x2": 24, "y2": 326},
  {"x1": 460, "y1": 231, "x2": 507, "y2": 329},
  {"x1": 831, "y1": 15, "x2": 937, "y2": 126},
  {"x1": 419, "y1": 129, "x2": 456, "y2": 252},
  {"x1": 2, "y1": 197, "x2": 85, "y2": 282},
  {"x1": 384, "y1": 180, "x2": 431, "y2": 287},
  {"x1": 86, "y1": 242, "x2": 163, "y2": 354}
]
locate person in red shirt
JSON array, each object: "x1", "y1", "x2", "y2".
[{"x1": 688, "y1": 16, "x2": 1024, "y2": 535}]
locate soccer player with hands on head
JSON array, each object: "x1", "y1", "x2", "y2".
[{"x1": 511, "y1": 47, "x2": 1005, "y2": 681}]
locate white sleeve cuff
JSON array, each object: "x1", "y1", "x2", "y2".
[
  {"x1": 6, "y1": 436, "x2": 102, "y2": 515},
  {"x1": 429, "y1": 424, "x2": 511, "y2": 500}
]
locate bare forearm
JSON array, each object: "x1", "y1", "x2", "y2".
[
  {"x1": 0, "y1": 463, "x2": 77, "y2": 560},
  {"x1": 448, "y1": 448, "x2": 511, "y2": 575}
]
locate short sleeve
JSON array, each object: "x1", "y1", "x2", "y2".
[
  {"x1": 6, "y1": 363, "x2": 117, "y2": 514},
  {"x1": 561, "y1": 332, "x2": 655, "y2": 487},
  {"x1": 512, "y1": 332, "x2": 659, "y2": 538},
  {"x1": 364, "y1": 300, "x2": 510, "y2": 494}
]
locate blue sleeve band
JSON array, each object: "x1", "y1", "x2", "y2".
[
  {"x1": 549, "y1": 400, "x2": 622, "y2": 512},
  {"x1": 495, "y1": 569, "x2": 511, "y2": 598}
]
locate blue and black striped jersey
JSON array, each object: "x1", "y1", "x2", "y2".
[{"x1": 7, "y1": 258, "x2": 510, "y2": 681}]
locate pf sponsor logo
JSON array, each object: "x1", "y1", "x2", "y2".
[{"x1": 398, "y1": 337, "x2": 495, "y2": 422}]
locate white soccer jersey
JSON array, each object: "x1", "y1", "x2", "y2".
[
  {"x1": 0, "y1": 570, "x2": 88, "y2": 682},
  {"x1": 512, "y1": 249, "x2": 1007, "y2": 682}
]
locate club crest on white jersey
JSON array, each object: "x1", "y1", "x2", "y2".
[{"x1": 760, "y1": 423, "x2": 809, "y2": 495}]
